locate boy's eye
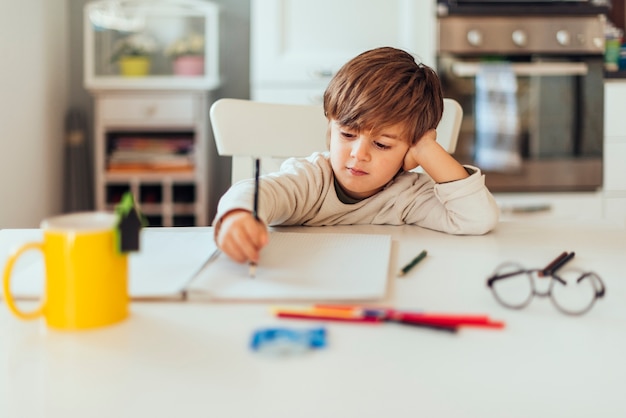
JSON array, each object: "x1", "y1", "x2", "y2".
[
  {"x1": 374, "y1": 141, "x2": 391, "y2": 150},
  {"x1": 340, "y1": 131, "x2": 356, "y2": 139}
]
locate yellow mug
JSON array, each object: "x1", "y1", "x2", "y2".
[{"x1": 2, "y1": 212, "x2": 129, "y2": 330}]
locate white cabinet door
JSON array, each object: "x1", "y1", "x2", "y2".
[
  {"x1": 603, "y1": 81, "x2": 626, "y2": 224},
  {"x1": 603, "y1": 82, "x2": 626, "y2": 192},
  {"x1": 604, "y1": 142, "x2": 626, "y2": 191},
  {"x1": 251, "y1": 0, "x2": 436, "y2": 88},
  {"x1": 604, "y1": 81, "x2": 626, "y2": 138}
]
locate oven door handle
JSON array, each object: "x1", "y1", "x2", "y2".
[{"x1": 451, "y1": 62, "x2": 589, "y2": 77}]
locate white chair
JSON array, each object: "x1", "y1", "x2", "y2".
[{"x1": 210, "y1": 98, "x2": 463, "y2": 184}]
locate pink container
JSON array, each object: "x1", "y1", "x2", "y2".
[{"x1": 173, "y1": 55, "x2": 204, "y2": 76}]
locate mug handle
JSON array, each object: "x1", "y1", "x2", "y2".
[{"x1": 2, "y1": 242, "x2": 45, "y2": 320}]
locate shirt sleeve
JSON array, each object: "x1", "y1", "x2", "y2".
[
  {"x1": 393, "y1": 165, "x2": 500, "y2": 235},
  {"x1": 213, "y1": 153, "x2": 332, "y2": 227}
]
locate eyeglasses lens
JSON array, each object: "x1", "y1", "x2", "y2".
[
  {"x1": 550, "y1": 269, "x2": 598, "y2": 315},
  {"x1": 490, "y1": 263, "x2": 533, "y2": 309}
]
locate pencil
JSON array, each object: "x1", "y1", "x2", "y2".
[
  {"x1": 249, "y1": 158, "x2": 260, "y2": 278},
  {"x1": 386, "y1": 319, "x2": 459, "y2": 333},
  {"x1": 276, "y1": 312, "x2": 382, "y2": 324},
  {"x1": 550, "y1": 251, "x2": 575, "y2": 273},
  {"x1": 540, "y1": 251, "x2": 574, "y2": 276},
  {"x1": 397, "y1": 249, "x2": 427, "y2": 277},
  {"x1": 393, "y1": 313, "x2": 505, "y2": 329},
  {"x1": 253, "y1": 157, "x2": 260, "y2": 219},
  {"x1": 273, "y1": 307, "x2": 503, "y2": 332},
  {"x1": 272, "y1": 307, "x2": 362, "y2": 319}
]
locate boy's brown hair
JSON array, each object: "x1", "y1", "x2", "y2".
[{"x1": 323, "y1": 47, "x2": 444, "y2": 145}]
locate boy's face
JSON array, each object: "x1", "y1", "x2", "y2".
[{"x1": 329, "y1": 120, "x2": 410, "y2": 199}]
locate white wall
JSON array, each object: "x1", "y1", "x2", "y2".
[{"x1": 0, "y1": 1, "x2": 68, "y2": 228}]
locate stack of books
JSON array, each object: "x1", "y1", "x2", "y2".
[{"x1": 107, "y1": 137, "x2": 195, "y2": 172}]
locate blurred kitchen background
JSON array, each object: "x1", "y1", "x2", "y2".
[{"x1": 1, "y1": 0, "x2": 625, "y2": 228}]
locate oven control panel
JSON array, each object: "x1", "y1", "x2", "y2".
[{"x1": 438, "y1": 15, "x2": 605, "y2": 54}]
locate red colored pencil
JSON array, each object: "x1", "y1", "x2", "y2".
[
  {"x1": 276, "y1": 306, "x2": 505, "y2": 329},
  {"x1": 392, "y1": 312, "x2": 505, "y2": 329}
]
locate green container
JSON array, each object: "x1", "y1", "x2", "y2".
[{"x1": 605, "y1": 38, "x2": 622, "y2": 71}]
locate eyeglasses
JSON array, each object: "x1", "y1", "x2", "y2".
[{"x1": 486, "y1": 251, "x2": 605, "y2": 316}]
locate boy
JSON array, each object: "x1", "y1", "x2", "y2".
[{"x1": 214, "y1": 47, "x2": 499, "y2": 263}]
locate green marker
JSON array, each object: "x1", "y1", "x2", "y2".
[{"x1": 398, "y1": 250, "x2": 427, "y2": 277}]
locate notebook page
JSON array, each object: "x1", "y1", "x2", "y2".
[
  {"x1": 188, "y1": 232, "x2": 392, "y2": 301},
  {"x1": 129, "y1": 227, "x2": 217, "y2": 299}
]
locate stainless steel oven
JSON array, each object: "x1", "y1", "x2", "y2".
[{"x1": 437, "y1": 13, "x2": 607, "y2": 192}]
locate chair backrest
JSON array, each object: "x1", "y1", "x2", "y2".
[{"x1": 210, "y1": 98, "x2": 463, "y2": 184}]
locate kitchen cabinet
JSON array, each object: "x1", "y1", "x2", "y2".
[
  {"x1": 84, "y1": 0, "x2": 221, "y2": 226},
  {"x1": 93, "y1": 91, "x2": 213, "y2": 226},
  {"x1": 603, "y1": 80, "x2": 626, "y2": 225},
  {"x1": 250, "y1": 0, "x2": 436, "y2": 104},
  {"x1": 84, "y1": 0, "x2": 220, "y2": 91}
]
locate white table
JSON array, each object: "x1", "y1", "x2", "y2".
[{"x1": 2, "y1": 221, "x2": 625, "y2": 418}]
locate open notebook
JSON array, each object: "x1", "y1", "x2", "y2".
[
  {"x1": 1, "y1": 229, "x2": 391, "y2": 302},
  {"x1": 187, "y1": 231, "x2": 392, "y2": 302}
]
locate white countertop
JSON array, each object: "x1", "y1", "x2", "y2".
[{"x1": 1, "y1": 221, "x2": 625, "y2": 418}]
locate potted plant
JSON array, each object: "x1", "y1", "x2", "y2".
[
  {"x1": 110, "y1": 33, "x2": 158, "y2": 77},
  {"x1": 165, "y1": 33, "x2": 205, "y2": 76}
]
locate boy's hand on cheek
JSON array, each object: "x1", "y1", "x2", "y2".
[
  {"x1": 216, "y1": 209, "x2": 269, "y2": 263},
  {"x1": 402, "y1": 129, "x2": 437, "y2": 171},
  {"x1": 402, "y1": 129, "x2": 469, "y2": 183}
]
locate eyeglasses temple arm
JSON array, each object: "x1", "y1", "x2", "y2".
[
  {"x1": 576, "y1": 271, "x2": 606, "y2": 297},
  {"x1": 487, "y1": 270, "x2": 526, "y2": 286}
]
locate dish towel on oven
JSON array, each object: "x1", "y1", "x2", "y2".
[{"x1": 474, "y1": 62, "x2": 521, "y2": 172}]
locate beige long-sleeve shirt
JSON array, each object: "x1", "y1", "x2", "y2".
[{"x1": 214, "y1": 152, "x2": 499, "y2": 235}]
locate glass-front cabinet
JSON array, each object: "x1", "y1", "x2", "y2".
[
  {"x1": 84, "y1": 0, "x2": 221, "y2": 226},
  {"x1": 84, "y1": 0, "x2": 220, "y2": 90}
]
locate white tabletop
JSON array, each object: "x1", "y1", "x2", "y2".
[{"x1": 1, "y1": 220, "x2": 625, "y2": 418}]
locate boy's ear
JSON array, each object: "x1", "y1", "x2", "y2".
[{"x1": 402, "y1": 129, "x2": 437, "y2": 172}]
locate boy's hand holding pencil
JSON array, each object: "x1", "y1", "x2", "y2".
[
  {"x1": 214, "y1": 158, "x2": 267, "y2": 274},
  {"x1": 215, "y1": 210, "x2": 268, "y2": 265}
]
